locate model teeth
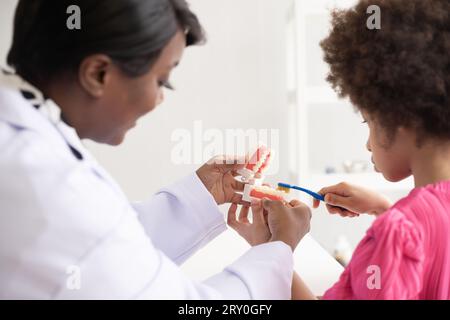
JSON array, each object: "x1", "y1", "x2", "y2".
[
  {"x1": 252, "y1": 153, "x2": 269, "y2": 173},
  {"x1": 253, "y1": 185, "x2": 284, "y2": 196}
]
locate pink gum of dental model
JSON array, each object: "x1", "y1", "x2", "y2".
[
  {"x1": 242, "y1": 185, "x2": 287, "y2": 202},
  {"x1": 237, "y1": 146, "x2": 272, "y2": 183}
]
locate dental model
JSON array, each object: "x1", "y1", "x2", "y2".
[
  {"x1": 243, "y1": 184, "x2": 287, "y2": 202},
  {"x1": 237, "y1": 145, "x2": 272, "y2": 185},
  {"x1": 238, "y1": 146, "x2": 288, "y2": 203}
]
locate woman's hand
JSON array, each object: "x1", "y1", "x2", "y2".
[
  {"x1": 196, "y1": 155, "x2": 247, "y2": 205},
  {"x1": 227, "y1": 200, "x2": 271, "y2": 246},
  {"x1": 228, "y1": 198, "x2": 312, "y2": 251},
  {"x1": 313, "y1": 182, "x2": 392, "y2": 217},
  {"x1": 264, "y1": 199, "x2": 312, "y2": 251}
]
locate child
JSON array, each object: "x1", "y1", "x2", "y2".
[
  {"x1": 304, "y1": 0, "x2": 450, "y2": 299},
  {"x1": 230, "y1": 0, "x2": 450, "y2": 299}
]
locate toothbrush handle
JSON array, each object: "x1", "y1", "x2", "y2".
[{"x1": 292, "y1": 186, "x2": 325, "y2": 201}]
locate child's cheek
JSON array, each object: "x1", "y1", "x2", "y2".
[
  {"x1": 377, "y1": 150, "x2": 408, "y2": 182},
  {"x1": 372, "y1": 147, "x2": 389, "y2": 174}
]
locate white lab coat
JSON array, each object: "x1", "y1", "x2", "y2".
[{"x1": 0, "y1": 71, "x2": 293, "y2": 299}]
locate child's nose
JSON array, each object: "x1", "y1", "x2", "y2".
[{"x1": 366, "y1": 139, "x2": 372, "y2": 152}]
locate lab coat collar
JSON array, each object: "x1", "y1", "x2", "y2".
[
  {"x1": 0, "y1": 69, "x2": 87, "y2": 161},
  {"x1": 0, "y1": 69, "x2": 130, "y2": 198}
]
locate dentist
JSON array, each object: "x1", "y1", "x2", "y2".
[{"x1": 0, "y1": 0, "x2": 311, "y2": 299}]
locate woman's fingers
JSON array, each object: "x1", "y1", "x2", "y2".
[
  {"x1": 289, "y1": 199, "x2": 302, "y2": 207},
  {"x1": 239, "y1": 205, "x2": 250, "y2": 223},
  {"x1": 231, "y1": 171, "x2": 241, "y2": 178},
  {"x1": 227, "y1": 203, "x2": 239, "y2": 227},
  {"x1": 231, "y1": 178, "x2": 246, "y2": 192},
  {"x1": 229, "y1": 199, "x2": 274, "y2": 230},
  {"x1": 230, "y1": 192, "x2": 246, "y2": 205},
  {"x1": 251, "y1": 199, "x2": 266, "y2": 224}
]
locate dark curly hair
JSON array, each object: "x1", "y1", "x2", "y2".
[
  {"x1": 8, "y1": 0, "x2": 205, "y2": 86},
  {"x1": 320, "y1": 0, "x2": 450, "y2": 142}
]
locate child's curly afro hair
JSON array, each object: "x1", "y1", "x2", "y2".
[{"x1": 321, "y1": 0, "x2": 450, "y2": 141}]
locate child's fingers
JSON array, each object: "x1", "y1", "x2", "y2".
[
  {"x1": 326, "y1": 204, "x2": 346, "y2": 215},
  {"x1": 341, "y1": 211, "x2": 359, "y2": 218},
  {"x1": 324, "y1": 193, "x2": 351, "y2": 210},
  {"x1": 319, "y1": 182, "x2": 348, "y2": 194},
  {"x1": 313, "y1": 198, "x2": 321, "y2": 209},
  {"x1": 326, "y1": 204, "x2": 359, "y2": 217},
  {"x1": 317, "y1": 186, "x2": 335, "y2": 197}
]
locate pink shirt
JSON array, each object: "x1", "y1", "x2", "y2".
[{"x1": 323, "y1": 180, "x2": 450, "y2": 300}]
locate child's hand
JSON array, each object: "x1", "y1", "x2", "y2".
[
  {"x1": 227, "y1": 200, "x2": 271, "y2": 246},
  {"x1": 312, "y1": 182, "x2": 392, "y2": 217}
]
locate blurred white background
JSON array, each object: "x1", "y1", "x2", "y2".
[{"x1": 0, "y1": 0, "x2": 414, "y2": 293}]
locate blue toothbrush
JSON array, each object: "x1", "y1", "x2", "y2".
[{"x1": 277, "y1": 182, "x2": 325, "y2": 201}]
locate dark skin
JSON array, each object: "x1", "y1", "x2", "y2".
[
  {"x1": 44, "y1": 32, "x2": 186, "y2": 146},
  {"x1": 40, "y1": 29, "x2": 245, "y2": 205}
]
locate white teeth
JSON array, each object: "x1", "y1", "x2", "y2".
[
  {"x1": 252, "y1": 153, "x2": 269, "y2": 173},
  {"x1": 253, "y1": 186, "x2": 284, "y2": 197}
]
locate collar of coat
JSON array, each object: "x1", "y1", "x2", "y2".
[{"x1": 0, "y1": 68, "x2": 85, "y2": 161}]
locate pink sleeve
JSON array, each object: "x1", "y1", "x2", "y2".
[{"x1": 323, "y1": 209, "x2": 425, "y2": 300}]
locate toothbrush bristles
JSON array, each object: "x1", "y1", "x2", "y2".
[{"x1": 276, "y1": 186, "x2": 291, "y2": 194}]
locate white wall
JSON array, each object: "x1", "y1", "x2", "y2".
[
  {"x1": 0, "y1": 0, "x2": 291, "y2": 206},
  {"x1": 0, "y1": 0, "x2": 16, "y2": 65},
  {"x1": 85, "y1": 0, "x2": 292, "y2": 200}
]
